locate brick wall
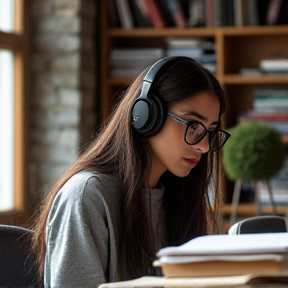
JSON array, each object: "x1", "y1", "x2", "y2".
[{"x1": 29, "y1": 0, "x2": 98, "y2": 199}]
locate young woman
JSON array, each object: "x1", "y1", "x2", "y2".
[{"x1": 32, "y1": 56, "x2": 230, "y2": 288}]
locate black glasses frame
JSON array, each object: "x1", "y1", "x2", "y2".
[{"x1": 167, "y1": 113, "x2": 231, "y2": 151}]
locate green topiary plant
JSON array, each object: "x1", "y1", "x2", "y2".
[{"x1": 223, "y1": 122, "x2": 286, "y2": 181}]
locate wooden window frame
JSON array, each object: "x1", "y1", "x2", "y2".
[{"x1": 0, "y1": 0, "x2": 28, "y2": 223}]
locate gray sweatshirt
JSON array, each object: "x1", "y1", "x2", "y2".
[{"x1": 44, "y1": 170, "x2": 167, "y2": 288}]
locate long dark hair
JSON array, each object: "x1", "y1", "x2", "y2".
[{"x1": 32, "y1": 56, "x2": 226, "y2": 280}]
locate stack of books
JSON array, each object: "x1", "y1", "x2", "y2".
[
  {"x1": 155, "y1": 233, "x2": 288, "y2": 278},
  {"x1": 100, "y1": 233, "x2": 288, "y2": 288},
  {"x1": 109, "y1": 48, "x2": 164, "y2": 77}
]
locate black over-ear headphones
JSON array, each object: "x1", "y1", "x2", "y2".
[{"x1": 131, "y1": 56, "x2": 177, "y2": 137}]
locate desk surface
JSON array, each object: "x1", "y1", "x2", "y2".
[{"x1": 99, "y1": 274, "x2": 288, "y2": 288}]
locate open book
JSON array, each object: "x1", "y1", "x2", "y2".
[{"x1": 155, "y1": 233, "x2": 288, "y2": 278}]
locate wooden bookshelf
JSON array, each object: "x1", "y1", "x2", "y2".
[{"x1": 99, "y1": 2, "x2": 288, "y2": 231}]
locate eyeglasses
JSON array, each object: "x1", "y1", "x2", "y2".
[{"x1": 167, "y1": 113, "x2": 231, "y2": 151}]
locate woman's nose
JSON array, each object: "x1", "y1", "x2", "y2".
[{"x1": 193, "y1": 134, "x2": 210, "y2": 153}]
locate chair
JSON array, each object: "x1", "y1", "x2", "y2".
[
  {"x1": 228, "y1": 215, "x2": 288, "y2": 235},
  {"x1": 0, "y1": 224, "x2": 39, "y2": 287}
]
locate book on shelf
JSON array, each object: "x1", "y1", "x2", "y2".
[
  {"x1": 109, "y1": 48, "x2": 164, "y2": 60},
  {"x1": 108, "y1": 0, "x2": 121, "y2": 28},
  {"x1": 155, "y1": 233, "x2": 288, "y2": 278},
  {"x1": 109, "y1": 0, "x2": 288, "y2": 29},
  {"x1": 114, "y1": 0, "x2": 134, "y2": 28},
  {"x1": 165, "y1": 37, "x2": 203, "y2": 60},
  {"x1": 165, "y1": 0, "x2": 187, "y2": 27},
  {"x1": 164, "y1": 37, "x2": 217, "y2": 74},
  {"x1": 99, "y1": 274, "x2": 288, "y2": 288},
  {"x1": 243, "y1": 110, "x2": 288, "y2": 122},
  {"x1": 234, "y1": 0, "x2": 250, "y2": 26},
  {"x1": 157, "y1": 0, "x2": 177, "y2": 26},
  {"x1": 204, "y1": 0, "x2": 214, "y2": 27},
  {"x1": 109, "y1": 47, "x2": 164, "y2": 77},
  {"x1": 239, "y1": 67, "x2": 262, "y2": 76},
  {"x1": 187, "y1": 0, "x2": 205, "y2": 27},
  {"x1": 266, "y1": 0, "x2": 283, "y2": 25},
  {"x1": 129, "y1": 0, "x2": 153, "y2": 27},
  {"x1": 142, "y1": 0, "x2": 165, "y2": 27},
  {"x1": 260, "y1": 58, "x2": 288, "y2": 74},
  {"x1": 257, "y1": 157, "x2": 288, "y2": 207},
  {"x1": 248, "y1": 0, "x2": 259, "y2": 26}
]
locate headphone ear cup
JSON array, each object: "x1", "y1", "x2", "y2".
[{"x1": 134, "y1": 94, "x2": 166, "y2": 137}]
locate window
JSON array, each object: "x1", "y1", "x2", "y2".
[{"x1": 0, "y1": 0, "x2": 27, "y2": 215}]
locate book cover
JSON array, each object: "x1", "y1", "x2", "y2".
[{"x1": 142, "y1": 0, "x2": 165, "y2": 27}]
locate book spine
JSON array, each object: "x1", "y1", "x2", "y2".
[
  {"x1": 165, "y1": 0, "x2": 187, "y2": 27},
  {"x1": 129, "y1": 0, "x2": 153, "y2": 27},
  {"x1": 114, "y1": 0, "x2": 134, "y2": 28},
  {"x1": 266, "y1": 0, "x2": 283, "y2": 25},
  {"x1": 143, "y1": 0, "x2": 166, "y2": 27},
  {"x1": 248, "y1": 0, "x2": 259, "y2": 26},
  {"x1": 205, "y1": 0, "x2": 214, "y2": 27}
]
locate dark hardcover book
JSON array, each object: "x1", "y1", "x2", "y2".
[
  {"x1": 277, "y1": 0, "x2": 288, "y2": 24},
  {"x1": 248, "y1": 0, "x2": 259, "y2": 26},
  {"x1": 257, "y1": 0, "x2": 270, "y2": 25},
  {"x1": 156, "y1": 0, "x2": 176, "y2": 26},
  {"x1": 225, "y1": 0, "x2": 235, "y2": 26},
  {"x1": 129, "y1": 0, "x2": 153, "y2": 27},
  {"x1": 166, "y1": 0, "x2": 187, "y2": 27},
  {"x1": 108, "y1": 0, "x2": 121, "y2": 27}
]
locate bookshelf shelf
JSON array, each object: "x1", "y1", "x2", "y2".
[
  {"x1": 100, "y1": 2, "x2": 288, "y2": 231},
  {"x1": 220, "y1": 203, "x2": 288, "y2": 217},
  {"x1": 223, "y1": 74, "x2": 288, "y2": 84},
  {"x1": 108, "y1": 26, "x2": 288, "y2": 37},
  {"x1": 109, "y1": 27, "x2": 217, "y2": 37},
  {"x1": 109, "y1": 75, "x2": 288, "y2": 86}
]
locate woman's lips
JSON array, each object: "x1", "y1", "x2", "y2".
[{"x1": 183, "y1": 158, "x2": 198, "y2": 167}]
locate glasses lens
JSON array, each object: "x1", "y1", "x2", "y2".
[
  {"x1": 209, "y1": 131, "x2": 229, "y2": 151},
  {"x1": 186, "y1": 122, "x2": 207, "y2": 145}
]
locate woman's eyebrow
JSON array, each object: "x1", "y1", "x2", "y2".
[{"x1": 183, "y1": 111, "x2": 219, "y2": 126}]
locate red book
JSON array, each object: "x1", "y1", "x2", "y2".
[{"x1": 142, "y1": 0, "x2": 165, "y2": 27}]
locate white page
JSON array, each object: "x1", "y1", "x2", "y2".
[
  {"x1": 158, "y1": 254, "x2": 285, "y2": 264},
  {"x1": 157, "y1": 233, "x2": 288, "y2": 257}
]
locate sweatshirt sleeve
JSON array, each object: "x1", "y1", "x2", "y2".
[{"x1": 44, "y1": 173, "x2": 114, "y2": 288}]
